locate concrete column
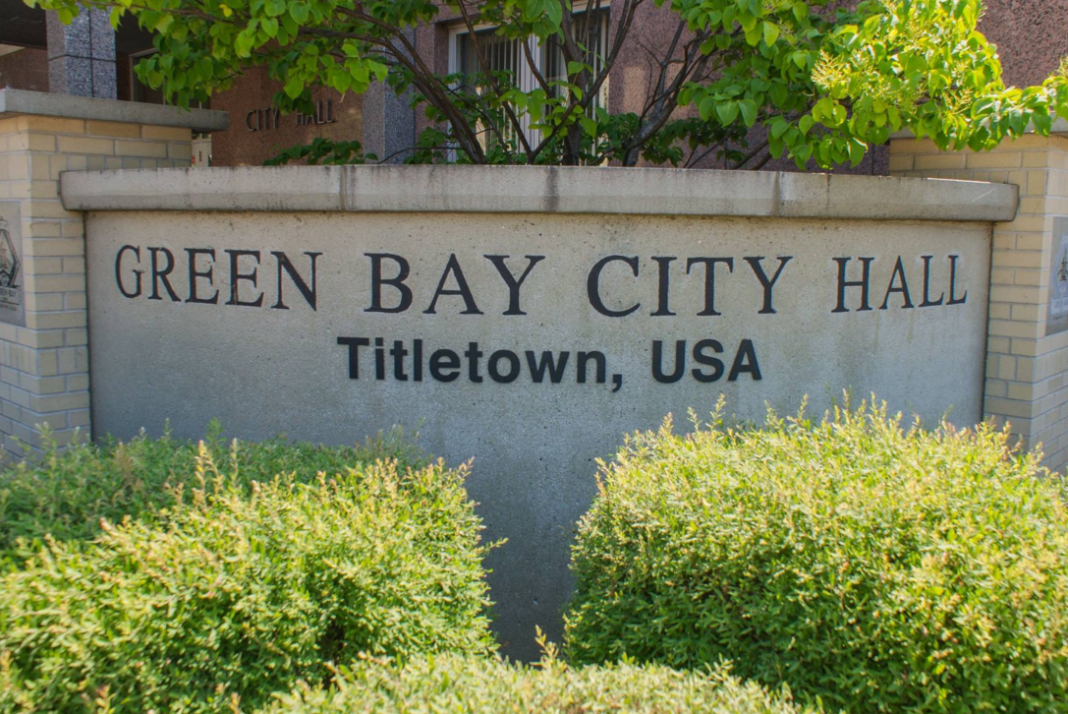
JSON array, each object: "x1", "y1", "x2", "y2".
[
  {"x1": 361, "y1": 30, "x2": 415, "y2": 164},
  {"x1": 891, "y1": 126, "x2": 1068, "y2": 469},
  {"x1": 46, "y1": 8, "x2": 117, "y2": 99},
  {"x1": 362, "y1": 83, "x2": 415, "y2": 164}
]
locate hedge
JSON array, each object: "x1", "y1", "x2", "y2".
[
  {"x1": 0, "y1": 423, "x2": 424, "y2": 560},
  {"x1": 565, "y1": 401, "x2": 1068, "y2": 714},
  {"x1": 0, "y1": 452, "x2": 494, "y2": 713},
  {"x1": 256, "y1": 651, "x2": 811, "y2": 714}
]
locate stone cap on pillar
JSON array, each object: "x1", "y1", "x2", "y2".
[
  {"x1": 891, "y1": 117, "x2": 1068, "y2": 140},
  {"x1": 0, "y1": 88, "x2": 228, "y2": 133}
]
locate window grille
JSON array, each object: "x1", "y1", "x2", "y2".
[
  {"x1": 452, "y1": 7, "x2": 611, "y2": 156},
  {"x1": 544, "y1": 11, "x2": 610, "y2": 113}
]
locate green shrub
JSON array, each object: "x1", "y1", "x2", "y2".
[
  {"x1": 0, "y1": 423, "x2": 424, "y2": 560},
  {"x1": 0, "y1": 452, "x2": 495, "y2": 714},
  {"x1": 256, "y1": 648, "x2": 811, "y2": 714},
  {"x1": 565, "y1": 400, "x2": 1068, "y2": 714}
]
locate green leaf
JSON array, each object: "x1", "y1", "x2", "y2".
[
  {"x1": 715, "y1": 101, "x2": 740, "y2": 126},
  {"x1": 1033, "y1": 111, "x2": 1053, "y2": 134},
  {"x1": 769, "y1": 135, "x2": 784, "y2": 158},
  {"x1": 763, "y1": 22, "x2": 780, "y2": 46},
  {"x1": 846, "y1": 138, "x2": 866, "y2": 166},
  {"x1": 738, "y1": 99, "x2": 758, "y2": 127},
  {"x1": 289, "y1": 3, "x2": 310, "y2": 23},
  {"x1": 769, "y1": 83, "x2": 788, "y2": 107},
  {"x1": 522, "y1": 0, "x2": 546, "y2": 23},
  {"x1": 284, "y1": 74, "x2": 304, "y2": 99},
  {"x1": 567, "y1": 61, "x2": 591, "y2": 77},
  {"x1": 234, "y1": 30, "x2": 256, "y2": 58},
  {"x1": 698, "y1": 96, "x2": 717, "y2": 122},
  {"x1": 543, "y1": 0, "x2": 563, "y2": 29},
  {"x1": 195, "y1": 58, "x2": 214, "y2": 81},
  {"x1": 831, "y1": 103, "x2": 847, "y2": 126}
]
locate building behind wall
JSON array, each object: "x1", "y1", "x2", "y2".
[
  {"x1": 3, "y1": 0, "x2": 1067, "y2": 169},
  {"x1": 0, "y1": 0, "x2": 366, "y2": 166}
]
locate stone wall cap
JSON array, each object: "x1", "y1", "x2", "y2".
[
  {"x1": 60, "y1": 164, "x2": 1019, "y2": 222},
  {"x1": 891, "y1": 116, "x2": 1068, "y2": 139},
  {"x1": 0, "y1": 88, "x2": 228, "y2": 132}
]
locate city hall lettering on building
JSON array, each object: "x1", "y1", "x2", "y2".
[{"x1": 111, "y1": 245, "x2": 971, "y2": 391}]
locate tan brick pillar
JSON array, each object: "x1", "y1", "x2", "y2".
[
  {"x1": 0, "y1": 89, "x2": 225, "y2": 458},
  {"x1": 891, "y1": 125, "x2": 1068, "y2": 469}
]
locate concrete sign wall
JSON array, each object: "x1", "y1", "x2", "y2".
[{"x1": 63, "y1": 165, "x2": 1013, "y2": 658}]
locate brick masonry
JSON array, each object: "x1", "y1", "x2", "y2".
[
  {"x1": 0, "y1": 113, "x2": 191, "y2": 457},
  {"x1": 891, "y1": 130, "x2": 1068, "y2": 470}
]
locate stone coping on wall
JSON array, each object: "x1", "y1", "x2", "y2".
[
  {"x1": 0, "y1": 88, "x2": 228, "y2": 132},
  {"x1": 890, "y1": 118, "x2": 1068, "y2": 139},
  {"x1": 59, "y1": 164, "x2": 1019, "y2": 222}
]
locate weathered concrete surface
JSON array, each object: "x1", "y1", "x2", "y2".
[
  {"x1": 0, "y1": 88, "x2": 227, "y2": 131},
  {"x1": 62, "y1": 164, "x2": 1020, "y2": 221},
  {"x1": 78, "y1": 169, "x2": 994, "y2": 658}
]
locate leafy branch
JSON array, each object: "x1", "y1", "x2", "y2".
[{"x1": 25, "y1": 0, "x2": 1068, "y2": 169}]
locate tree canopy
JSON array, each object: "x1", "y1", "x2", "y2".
[{"x1": 26, "y1": 0, "x2": 1068, "y2": 169}]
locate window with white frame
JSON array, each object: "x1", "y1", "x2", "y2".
[{"x1": 448, "y1": 7, "x2": 610, "y2": 151}]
